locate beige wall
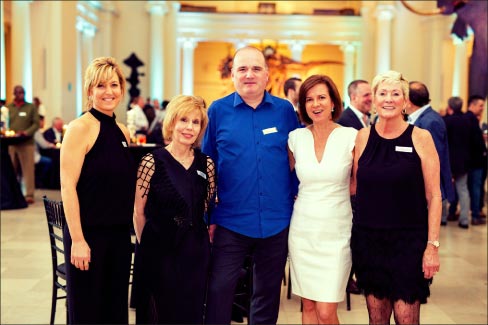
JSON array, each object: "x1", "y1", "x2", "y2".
[{"x1": 3, "y1": 1, "x2": 484, "y2": 124}]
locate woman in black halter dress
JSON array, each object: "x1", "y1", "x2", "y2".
[
  {"x1": 61, "y1": 57, "x2": 136, "y2": 324},
  {"x1": 133, "y1": 95, "x2": 216, "y2": 324}
]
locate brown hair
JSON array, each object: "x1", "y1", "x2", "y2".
[{"x1": 298, "y1": 74, "x2": 343, "y2": 125}]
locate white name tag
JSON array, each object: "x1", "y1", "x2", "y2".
[
  {"x1": 395, "y1": 146, "x2": 412, "y2": 153},
  {"x1": 19, "y1": 112, "x2": 26, "y2": 117},
  {"x1": 122, "y1": 141, "x2": 128, "y2": 147},
  {"x1": 197, "y1": 170, "x2": 206, "y2": 179},
  {"x1": 262, "y1": 127, "x2": 278, "y2": 135}
]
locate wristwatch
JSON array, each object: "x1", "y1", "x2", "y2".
[{"x1": 427, "y1": 240, "x2": 440, "y2": 248}]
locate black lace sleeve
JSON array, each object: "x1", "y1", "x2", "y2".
[
  {"x1": 137, "y1": 153, "x2": 155, "y2": 198},
  {"x1": 205, "y1": 156, "x2": 217, "y2": 223}
]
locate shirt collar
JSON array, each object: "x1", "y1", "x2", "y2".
[
  {"x1": 233, "y1": 91, "x2": 272, "y2": 109},
  {"x1": 408, "y1": 104, "x2": 430, "y2": 124},
  {"x1": 348, "y1": 105, "x2": 368, "y2": 119}
]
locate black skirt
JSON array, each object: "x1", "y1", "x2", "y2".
[{"x1": 351, "y1": 225, "x2": 432, "y2": 304}]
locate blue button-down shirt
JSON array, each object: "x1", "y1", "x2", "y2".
[{"x1": 202, "y1": 91, "x2": 300, "y2": 238}]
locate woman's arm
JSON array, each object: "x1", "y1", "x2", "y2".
[
  {"x1": 351, "y1": 128, "x2": 370, "y2": 196},
  {"x1": 206, "y1": 156, "x2": 217, "y2": 243},
  {"x1": 60, "y1": 117, "x2": 97, "y2": 271},
  {"x1": 413, "y1": 127, "x2": 442, "y2": 279},
  {"x1": 133, "y1": 154, "x2": 154, "y2": 243}
]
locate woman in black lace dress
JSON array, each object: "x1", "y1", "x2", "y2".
[{"x1": 133, "y1": 95, "x2": 216, "y2": 324}]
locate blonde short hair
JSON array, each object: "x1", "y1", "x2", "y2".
[
  {"x1": 371, "y1": 70, "x2": 409, "y2": 101},
  {"x1": 162, "y1": 95, "x2": 208, "y2": 146},
  {"x1": 84, "y1": 57, "x2": 126, "y2": 111}
]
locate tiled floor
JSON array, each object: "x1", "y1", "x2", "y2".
[{"x1": 1, "y1": 189, "x2": 487, "y2": 324}]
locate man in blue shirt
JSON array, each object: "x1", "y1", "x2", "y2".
[{"x1": 202, "y1": 46, "x2": 299, "y2": 324}]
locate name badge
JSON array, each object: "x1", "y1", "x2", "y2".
[
  {"x1": 395, "y1": 146, "x2": 412, "y2": 153},
  {"x1": 19, "y1": 112, "x2": 26, "y2": 117},
  {"x1": 197, "y1": 170, "x2": 206, "y2": 179},
  {"x1": 122, "y1": 141, "x2": 128, "y2": 147},
  {"x1": 262, "y1": 127, "x2": 278, "y2": 135}
]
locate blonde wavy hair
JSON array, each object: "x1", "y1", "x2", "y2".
[
  {"x1": 162, "y1": 95, "x2": 208, "y2": 146},
  {"x1": 84, "y1": 57, "x2": 126, "y2": 111}
]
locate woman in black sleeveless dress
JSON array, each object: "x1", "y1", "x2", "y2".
[
  {"x1": 61, "y1": 57, "x2": 136, "y2": 324},
  {"x1": 133, "y1": 95, "x2": 216, "y2": 324},
  {"x1": 351, "y1": 71, "x2": 441, "y2": 324}
]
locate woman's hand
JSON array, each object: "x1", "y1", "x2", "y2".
[
  {"x1": 71, "y1": 239, "x2": 91, "y2": 271},
  {"x1": 422, "y1": 245, "x2": 440, "y2": 279},
  {"x1": 208, "y1": 224, "x2": 217, "y2": 244}
]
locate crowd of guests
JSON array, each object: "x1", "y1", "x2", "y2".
[{"x1": 3, "y1": 48, "x2": 485, "y2": 324}]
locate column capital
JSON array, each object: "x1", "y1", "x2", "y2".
[
  {"x1": 76, "y1": 16, "x2": 97, "y2": 37},
  {"x1": 340, "y1": 43, "x2": 356, "y2": 53},
  {"x1": 146, "y1": 1, "x2": 168, "y2": 16},
  {"x1": 183, "y1": 38, "x2": 197, "y2": 50},
  {"x1": 375, "y1": 4, "x2": 395, "y2": 21},
  {"x1": 232, "y1": 40, "x2": 248, "y2": 50}
]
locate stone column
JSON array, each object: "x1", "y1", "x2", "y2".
[
  {"x1": 76, "y1": 17, "x2": 96, "y2": 115},
  {"x1": 99, "y1": 2, "x2": 116, "y2": 56},
  {"x1": 146, "y1": 1, "x2": 168, "y2": 101},
  {"x1": 374, "y1": 4, "x2": 395, "y2": 75},
  {"x1": 11, "y1": 1, "x2": 33, "y2": 101},
  {"x1": 182, "y1": 39, "x2": 196, "y2": 95},
  {"x1": 341, "y1": 43, "x2": 356, "y2": 107},
  {"x1": 165, "y1": 2, "x2": 180, "y2": 99},
  {"x1": 290, "y1": 41, "x2": 304, "y2": 62},
  {"x1": 451, "y1": 35, "x2": 469, "y2": 98}
]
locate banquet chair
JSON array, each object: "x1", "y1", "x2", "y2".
[{"x1": 43, "y1": 196, "x2": 69, "y2": 325}]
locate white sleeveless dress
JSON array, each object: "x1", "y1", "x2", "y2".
[{"x1": 288, "y1": 126, "x2": 357, "y2": 302}]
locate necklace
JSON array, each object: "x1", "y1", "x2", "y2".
[{"x1": 168, "y1": 145, "x2": 193, "y2": 165}]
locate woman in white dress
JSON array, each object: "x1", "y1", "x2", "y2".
[{"x1": 288, "y1": 74, "x2": 357, "y2": 324}]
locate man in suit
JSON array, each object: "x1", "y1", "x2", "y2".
[
  {"x1": 337, "y1": 79, "x2": 372, "y2": 130},
  {"x1": 43, "y1": 117, "x2": 64, "y2": 144},
  {"x1": 283, "y1": 77, "x2": 303, "y2": 124},
  {"x1": 406, "y1": 81, "x2": 456, "y2": 226},
  {"x1": 465, "y1": 95, "x2": 487, "y2": 225},
  {"x1": 444, "y1": 97, "x2": 473, "y2": 228}
]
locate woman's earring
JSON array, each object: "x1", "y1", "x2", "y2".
[
  {"x1": 331, "y1": 107, "x2": 335, "y2": 113},
  {"x1": 402, "y1": 108, "x2": 407, "y2": 115}
]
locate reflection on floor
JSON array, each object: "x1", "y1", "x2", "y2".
[{"x1": 1, "y1": 190, "x2": 487, "y2": 324}]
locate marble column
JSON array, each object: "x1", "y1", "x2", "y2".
[
  {"x1": 76, "y1": 18, "x2": 96, "y2": 116},
  {"x1": 374, "y1": 4, "x2": 395, "y2": 75},
  {"x1": 290, "y1": 41, "x2": 304, "y2": 62},
  {"x1": 182, "y1": 39, "x2": 196, "y2": 95},
  {"x1": 146, "y1": 1, "x2": 167, "y2": 101},
  {"x1": 165, "y1": 2, "x2": 180, "y2": 98},
  {"x1": 11, "y1": 1, "x2": 33, "y2": 101},
  {"x1": 341, "y1": 43, "x2": 356, "y2": 107},
  {"x1": 99, "y1": 2, "x2": 116, "y2": 57},
  {"x1": 451, "y1": 35, "x2": 469, "y2": 98}
]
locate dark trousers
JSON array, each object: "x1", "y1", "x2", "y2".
[
  {"x1": 63, "y1": 226, "x2": 132, "y2": 324},
  {"x1": 205, "y1": 226, "x2": 289, "y2": 325}
]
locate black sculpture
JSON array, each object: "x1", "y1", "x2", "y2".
[{"x1": 123, "y1": 53, "x2": 145, "y2": 102}]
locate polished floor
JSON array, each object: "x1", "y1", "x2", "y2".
[{"x1": 1, "y1": 189, "x2": 487, "y2": 324}]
